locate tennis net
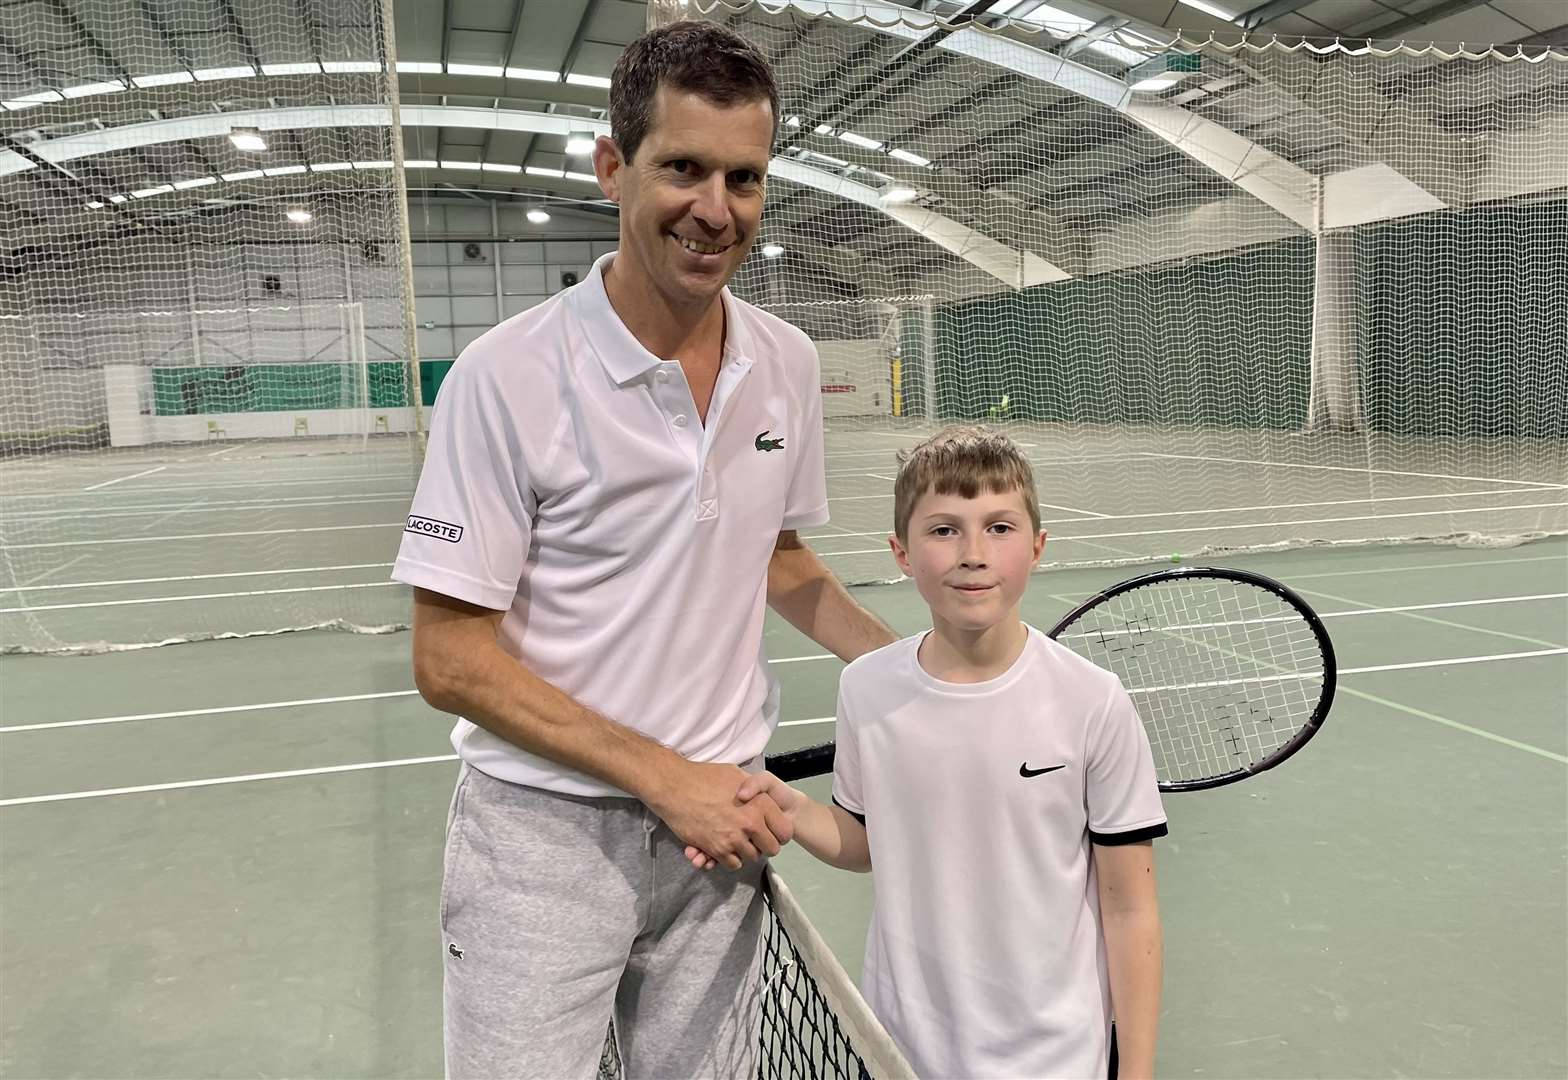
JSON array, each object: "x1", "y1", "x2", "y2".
[{"x1": 597, "y1": 868, "x2": 912, "y2": 1080}]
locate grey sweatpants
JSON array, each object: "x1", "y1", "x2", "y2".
[{"x1": 440, "y1": 764, "x2": 765, "y2": 1080}]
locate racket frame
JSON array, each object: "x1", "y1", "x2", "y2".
[{"x1": 764, "y1": 566, "x2": 1337, "y2": 793}]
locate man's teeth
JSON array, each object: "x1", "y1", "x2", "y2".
[{"x1": 676, "y1": 236, "x2": 729, "y2": 255}]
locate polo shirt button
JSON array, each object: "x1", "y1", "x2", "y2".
[
  {"x1": 656, "y1": 369, "x2": 670, "y2": 383},
  {"x1": 673, "y1": 414, "x2": 688, "y2": 428}
]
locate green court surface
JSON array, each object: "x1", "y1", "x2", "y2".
[{"x1": 1, "y1": 538, "x2": 1564, "y2": 1078}]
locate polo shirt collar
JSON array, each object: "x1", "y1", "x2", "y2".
[{"x1": 575, "y1": 252, "x2": 757, "y2": 386}]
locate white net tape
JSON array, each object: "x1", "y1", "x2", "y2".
[
  {"x1": 692, "y1": 1, "x2": 1568, "y2": 585},
  {"x1": 0, "y1": 0, "x2": 420, "y2": 653}
]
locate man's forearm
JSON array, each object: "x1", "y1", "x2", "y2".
[
  {"x1": 1102, "y1": 907, "x2": 1162, "y2": 1078},
  {"x1": 767, "y1": 537, "x2": 896, "y2": 661},
  {"x1": 413, "y1": 594, "x2": 686, "y2": 808}
]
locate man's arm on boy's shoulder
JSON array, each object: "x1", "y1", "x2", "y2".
[
  {"x1": 767, "y1": 530, "x2": 897, "y2": 661},
  {"x1": 1095, "y1": 840, "x2": 1163, "y2": 1080}
]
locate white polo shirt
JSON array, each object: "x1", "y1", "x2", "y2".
[
  {"x1": 392, "y1": 253, "x2": 828, "y2": 796},
  {"x1": 832, "y1": 626, "x2": 1168, "y2": 1080}
]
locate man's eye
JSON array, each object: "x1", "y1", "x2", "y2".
[
  {"x1": 669, "y1": 160, "x2": 694, "y2": 174},
  {"x1": 731, "y1": 170, "x2": 760, "y2": 185}
]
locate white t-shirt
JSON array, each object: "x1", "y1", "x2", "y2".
[
  {"x1": 832, "y1": 626, "x2": 1168, "y2": 1079},
  {"x1": 392, "y1": 253, "x2": 829, "y2": 795}
]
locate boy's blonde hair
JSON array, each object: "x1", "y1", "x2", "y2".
[{"x1": 892, "y1": 426, "x2": 1041, "y2": 542}]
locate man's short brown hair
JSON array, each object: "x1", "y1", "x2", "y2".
[
  {"x1": 609, "y1": 21, "x2": 780, "y2": 164},
  {"x1": 893, "y1": 426, "x2": 1041, "y2": 542}
]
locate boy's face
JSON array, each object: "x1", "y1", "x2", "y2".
[
  {"x1": 595, "y1": 85, "x2": 772, "y2": 312},
  {"x1": 889, "y1": 486, "x2": 1047, "y2": 635}
]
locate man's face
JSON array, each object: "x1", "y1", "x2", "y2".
[
  {"x1": 595, "y1": 86, "x2": 773, "y2": 311},
  {"x1": 890, "y1": 488, "x2": 1047, "y2": 635}
]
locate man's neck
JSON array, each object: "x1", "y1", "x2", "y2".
[
  {"x1": 602, "y1": 254, "x2": 725, "y2": 361},
  {"x1": 917, "y1": 616, "x2": 1030, "y2": 685}
]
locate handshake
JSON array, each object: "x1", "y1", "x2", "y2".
[{"x1": 652, "y1": 761, "x2": 802, "y2": 872}]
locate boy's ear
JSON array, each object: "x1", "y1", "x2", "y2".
[
  {"x1": 1033, "y1": 529, "x2": 1048, "y2": 565},
  {"x1": 888, "y1": 533, "x2": 913, "y2": 578}
]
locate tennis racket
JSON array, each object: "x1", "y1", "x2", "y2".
[{"x1": 764, "y1": 566, "x2": 1336, "y2": 793}]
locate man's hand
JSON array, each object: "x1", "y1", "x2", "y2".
[
  {"x1": 653, "y1": 761, "x2": 795, "y2": 871},
  {"x1": 684, "y1": 771, "x2": 803, "y2": 871}
]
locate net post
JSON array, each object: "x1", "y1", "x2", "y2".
[{"x1": 377, "y1": 0, "x2": 425, "y2": 452}]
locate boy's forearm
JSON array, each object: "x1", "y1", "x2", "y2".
[
  {"x1": 792, "y1": 798, "x2": 872, "y2": 872},
  {"x1": 1102, "y1": 907, "x2": 1162, "y2": 1077}
]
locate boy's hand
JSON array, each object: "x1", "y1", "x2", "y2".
[{"x1": 683, "y1": 771, "x2": 803, "y2": 871}]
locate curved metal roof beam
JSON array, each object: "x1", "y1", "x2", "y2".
[
  {"x1": 0, "y1": 103, "x2": 1065, "y2": 289},
  {"x1": 776, "y1": 0, "x2": 1444, "y2": 229}
]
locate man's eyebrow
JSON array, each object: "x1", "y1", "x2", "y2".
[{"x1": 656, "y1": 148, "x2": 770, "y2": 173}]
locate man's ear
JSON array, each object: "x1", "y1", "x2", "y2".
[{"x1": 593, "y1": 135, "x2": 624, "y2": 202}]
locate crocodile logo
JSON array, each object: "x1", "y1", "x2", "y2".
[{"x1": 755, "y1": 430, "x2": 785, "y2": 452}]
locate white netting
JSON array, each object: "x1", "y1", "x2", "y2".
[
  {"x1": 0, "y1": 0, "x2": 420, "y2": 653},
  {"x1": 690, "y1": 1, "x2": 1568, "y2": 585}
]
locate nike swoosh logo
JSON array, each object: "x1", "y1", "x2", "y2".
[{"x1": 1019, "y1": 763, "x2": 1066, "y2": 778}]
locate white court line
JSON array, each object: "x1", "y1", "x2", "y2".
[
  {"x1": 0, "y1": 690, "x2": 420, "y2": 733},
  {"x1": 0, "y1": 520, "x2": 399, "y2": 551},
  {"x1": 17, "y1": 555, "x2": 90, "y2": 588},
  {"x1": 1041, "y1": 502, "x2": 1109, "y2": 518},
  {"x1": 0, "y1": 654, "x2": 835, "y2": 735},
  {"x1": 1286, "y1": 554, "x2": 1566, "y2": 581},
  {"x1": 0, "y1": 490, "x2": 412, "y2": 525},
  {"x1": 0, "y1": 755, "x2": 459, "y2": 807},
  {"x1": 3, "y1": 472, "x2": 417, "y2": 501},
  {"x1": 206, "y1": 444, "x2": 242, "y2": 457},
  {"x1": 0, "y1": 580, "x2": 400, "y2": 614},
  {"x1": 1035, "y1": 488, "x2": 1551, "y2": 526},
  {"x1": 0, "y1": 562, "x2": 393, "y2": 595},
  {"x1": 1140, "y1": 452, "x2": 1568, "y2": 491},
  {"x1": 3, "y1": 647, "x2": 1561, "y2": 806},
  {"x1": 867, "y1": 473, "x2": 896, "y2": 481},
  {"x1": 81, "y1": 466, "x2": 166, "y2": 492}
]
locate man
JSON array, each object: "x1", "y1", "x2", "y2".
[{"x1": 393, "y1": 20, "x2": 897, "y2": 1080}]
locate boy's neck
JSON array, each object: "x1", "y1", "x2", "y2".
[{"x1": 917, "y1": 615, "x2": 1030, "y2": 684}]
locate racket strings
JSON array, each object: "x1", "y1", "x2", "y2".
[{"x1": 1060, "y1": 579, "x2": 1326, "y2": 784}]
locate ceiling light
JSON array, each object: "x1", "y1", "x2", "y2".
[
  {"x1": 761, "y1": 243, "x2": 785, "y2": 258},
  {"x1": 565, "y1": 131, "x2": 596, "y2": 156},
  {"x1": 888, "y1": 147, "x2": 931, "y2": 167},
  {"x1": 1175, "y1": 0, "x2": 1236, "y2": 19},
  {"x1": 286, "y1": 207, "x2": 313, "y2": 223},
  {"x1": 1131, "y1": 74, "x2": 1182, "y2": 91},
  {"x1": 228, "y1": 127, "x2": 266, "y2": 152},
  {"x1": 527, "y1": 208, "x2": 551, "y2": 224},
  {"x1": 838, "y1": 130, "x2": 882, "y2": 151},
  {"x1": 880, "y1": 185, "x2": 918, "y2": 205}
]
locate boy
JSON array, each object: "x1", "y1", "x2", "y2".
[{"x1": 688, "y1": 426, "x2": 1167, "y2": 1078}]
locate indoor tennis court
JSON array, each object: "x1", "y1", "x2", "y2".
[{"x1": 3, "y1": 0, "x2": 1565, "y2": 1077}]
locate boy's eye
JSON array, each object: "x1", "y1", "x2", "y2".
[
  {"x1": 989, "y1": 522, "x2": 1015, "y2": 534},
  {"x1": 929, "y1": 525, "x2": 956, "y2": 537}
]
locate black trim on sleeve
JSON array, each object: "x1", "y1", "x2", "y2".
[
  {"x1": 1090, "y1": 821, "x2": 1168, "y2": 846},
  {"x1": 831, "y1": 797, "x2": 866, "y2": 826}
]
